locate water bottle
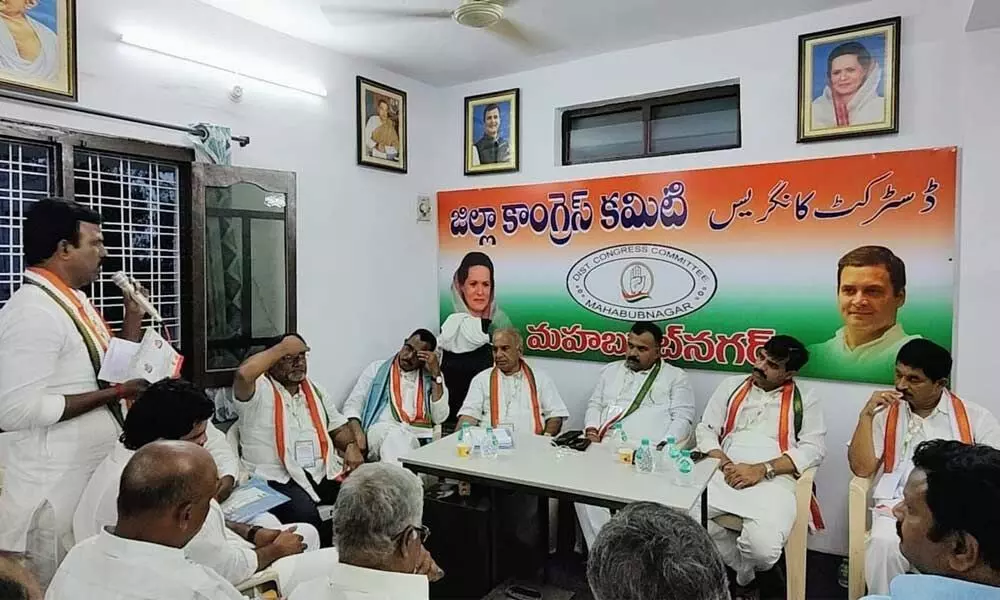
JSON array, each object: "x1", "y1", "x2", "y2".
[
  {"x1": 674, "y1": 449, "x2": 694, "y2": 486},
  {"x1": 661, "y1": 436, "x2": 677, "y2": 472},
  {"x1": 634, "y1": 439, "x2": 655, "y2": 474},
  {"x1": 668, "y1": 437, "x2": 681, "y2": 462},
  {"x1": 456, "y1": 422, "x2": 472, "y2": 458},
  {"x1": 481, "y1": 426, "x2": 499, "y2": 460}
]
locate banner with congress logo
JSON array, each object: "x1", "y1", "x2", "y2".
[{"x1": 437, "y1": 148, "x2": 956, "y2": 385}]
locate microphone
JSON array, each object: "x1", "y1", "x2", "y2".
[{"x1": 111, "y1": 271, "x2": 163, "y2": 323}]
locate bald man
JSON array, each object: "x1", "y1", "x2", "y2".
[
  {"x1": 46, "y1": 441, "x2": 244, "y2": 600},
  {"x1": 457, "y1": 328, "x2": 568, "y2": 436},
  {"x1": 0, "y1": 554, "x2": 42, "y2": 600}
]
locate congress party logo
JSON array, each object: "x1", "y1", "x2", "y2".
[
  {"x1": 621, "y1": 262, "x2": 654, "y2": 303},
  {"x1": 567, "y1": 244, "x2": 717, "y2": 322}
]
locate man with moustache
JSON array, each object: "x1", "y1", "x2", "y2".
[
  {"x1": 342, "y1": 329, "x2": 449, "y2": 464},
  {"x1": 233, "y1": 333, "x2": 363, "y2": 547},
  {"x1": 0, "y1": 198, "x2": 149, "y2": 584},
  {"x1": 806, "y1": 246, "x2": 920, "y2": 382},
  {"x1": 575, "y1": 321, "x2": 696, "y2": 549},
  {"x1": 849, "y1": 339, "x2": 1000, "y2": 595},
  {"x1": 697, "y1": 335, "x2": 827, "y2": 597},
  {"x1": 861, "y1": 440, "x2": 1000, "y2": 599}
]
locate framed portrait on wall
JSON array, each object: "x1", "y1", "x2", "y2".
[
  {"x1": 0, "y1": 0, "x2": 77, "y2": 100},
  {"x1": 797, "y1": 17, "x2": 900, "y2": 143},
  {"x1": 357, "y1": 76, "x2": 407, "y2": 173},
  {"x1": 464, "y1": 88, "x2": 519, "y2": 176}
]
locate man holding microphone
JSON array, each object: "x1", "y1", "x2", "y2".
[{"x1": 0, "y1": 198, "x2": 149, "y2": 584}]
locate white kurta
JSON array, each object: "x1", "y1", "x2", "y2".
[
  {"x1": 290, "y1": 562, "x2": 429, "y2": 600},
  {"x1": 343, "y1": 359, "x2": 450, "y2": 463},
  {"x1": 0, "y1": 285, "x2": 120, "y2": 565},
  {"x1": 864, "y1": 392, "x2": 1000, "y2": 595},
  {"x1": 46, "y1": 529, "x2": 245, "y2": 600},
  {"x1": 70, "y1": 441, "x2": 327, "y2": 589},
  {"x1": 0, "y1": 15, "x2": 59, "y2": 81},
  {"x1": 458, "y1": 364, "x2": 569, "y2": 434},
  {"x1": 576, "y1": 360, "x2": 695, "y2": 549},
  {"x1": 696, "y1": 375, "x2": 826, "y2": 586},
  {"x1": 235, "y1": 376, "x2": 347, "y2": 499},
  {"x1": 584, "y1": 360, "x2": 695, "y2": 444}
]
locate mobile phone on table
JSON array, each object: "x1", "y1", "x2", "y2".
[{"x1": 506, "y1": 585, "x2": 542, "y2": 600}]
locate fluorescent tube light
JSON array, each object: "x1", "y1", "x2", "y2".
[{"x1": 119, "y1": 31, "x2": 327, "y2": 98}]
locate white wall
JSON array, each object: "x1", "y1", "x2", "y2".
[
  {"x1": 0, "y1": 0, "x2": 443, "y2": 397},
  {"x1": 433, "y1": 0, "x2": 995, "y2": 555}
]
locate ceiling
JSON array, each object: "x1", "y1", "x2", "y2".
[{"x1": 196, "y1": 0, "x2": 871, "y2": 86}]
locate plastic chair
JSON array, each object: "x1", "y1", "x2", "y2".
[
  {"x1": 712, "y1": 466, "x2": 818, "y2": 600},
  {"x1": 848, "y1": 475, "x2": 875, "y2": 600}
]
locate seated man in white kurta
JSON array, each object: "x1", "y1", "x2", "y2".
[
  {"x1": 576, "y1": 321, "x2": 696, "y2": 549},
  {"x1": 343, "y1": 329, "x2": 449, "y2": 464},
  {"x1": 457, "y1": 328, "x2": 569, "y2": 436},
  {"x1": 848, "y1": 339, "x2": 1000, "y2": 596},
  {"x1": 73, "y1": 379, "x2": 337, "y2": 596},
  {"x1": 697, "y1": 334, "x2": 826, "y2": 596}
]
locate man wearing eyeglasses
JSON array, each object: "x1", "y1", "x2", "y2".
[
  {"x1": 342, "y1": 329, "x2": 449, "y2": 464},
  {"x1": 291, "y1": 462, "x2": 443, "y2": 600},
  {"x1": 233, "y1": 333, "x2": 362, "y2": 547}
]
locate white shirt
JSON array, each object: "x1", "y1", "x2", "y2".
[
  {"x1": 343, "y1": 359, "x2": 450, "y2": 437},
  {"x1": 291, "y1": 562, "x2": 429, "y2": 600},
  {"x1": 46, "y1": 529, "x2": 244, "y2": 600},
  {"x1": 71, "y1": 441, "x2": 260, "y2": 584},
  {"x1": 697, "y1": 375, "x2": 827, "y2": 477},
  {"x1": 0, "y1": 284, "x2": 121, "y2": 551},
  {"x1": 204, "y1": 421, "x2": 239, "y2": 480},
  {"x1": 234, "y1": 376, "x2": 347, "y2": 483},
  {"x1": 459, "y1": 364, "x2": 569, "y2": 434},
  {"x1": 584, "y1": 361, "x2": 695, "y2": 445},
  {"x1": 0, "y1": 14, "x2": 59, "y2": 81},
  {"x1": 870, "y1": 391, "x2": 1000, "y2": 500}
]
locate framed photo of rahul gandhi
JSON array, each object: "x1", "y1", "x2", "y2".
[
  {"x1": 797, "y1": 17, "x2": 900, "y2": 143},
  {"x1": 0, "y1": 0, "x2": 78, "y2": 100},
  {"x1": 464, "y1": 88, "x2": 519, "y2": 176}
]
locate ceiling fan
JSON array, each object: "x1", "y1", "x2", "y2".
[{"x1": 320, "y1": 0, "x2": 542, "y2": 50}]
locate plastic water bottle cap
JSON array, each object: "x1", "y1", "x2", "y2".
[
  {"x1": 666, "y1": 436, "x2": 676, "y2": 444},
  {"x1": 641, "y1": 438, "x2": 650, "y2": 446}
]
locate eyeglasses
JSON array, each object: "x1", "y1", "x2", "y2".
[{"x1": 393, "y1": 524, "x2": 431, "y2": 544}]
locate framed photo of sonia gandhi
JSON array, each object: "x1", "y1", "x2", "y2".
[{"x1": 797, "y1": 17, "x2": 900, "y2": 143}]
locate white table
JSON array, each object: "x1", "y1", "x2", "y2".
[
  {"x1": 402, "y1": 433, "x2": 718, "y2": 586},
  {"x1": 402, "y1": 432, "x2": 718, "y2": 519}
]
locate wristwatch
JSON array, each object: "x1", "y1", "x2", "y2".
[
  {"x1": 434, "y1": 374, "x2": 444, "y2": 385},
  {"x1": 764, "y1": 462, "x2": 776, "y2": 481}
]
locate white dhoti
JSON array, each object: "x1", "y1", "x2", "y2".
[
  {"x1": 366, "y1": 422, "x2": 422, "y2": 464},
  {"x1": 575, "y1": 503, "x2": 611, "y2": 550},
  {"x1": 704, "y1": 439, "x2": 797, "y2": 586},
  {"x1": 865, "y1": 509, "x2": 909, "y2": 595}
]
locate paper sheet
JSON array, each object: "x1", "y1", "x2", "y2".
[
  {"x1": 97, "y1": 338, "x2": 141, "y2": 384},
  {"x1": 98, "y1": 328, "x2": 184, "y2": 383}
]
